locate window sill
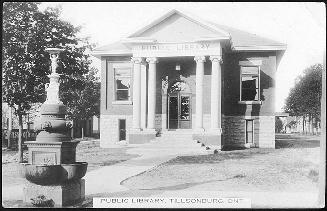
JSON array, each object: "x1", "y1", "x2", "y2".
[
  {"x1": 238, "y1": 101, "x2": 262, "y2": 105},
  {"x1": 112, "y1": 101, "x2": 132, "y2": 105}
]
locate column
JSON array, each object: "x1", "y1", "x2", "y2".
[
  {"x1": 131, "y1": 57, "x2": 142, "y2": 130},
  {"x1": 146, "y1": 57, "x2": 158, "y2": 130},
  {"x1": 194, "y1": 56, "x2": 206, "y2": 130},
  {"x1": 140, "y1": 62, "x2": 147, "y2": 129},
  {"x1": 210, "y1": 55, "x2": 223, "y2": 132}
]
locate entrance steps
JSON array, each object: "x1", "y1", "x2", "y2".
[
  {"x1": 129, "y1": 130, "x2": 217, "y2": 155},
  {"x1": 149, "y1": 131, "x2": 212, "y2": 154}
]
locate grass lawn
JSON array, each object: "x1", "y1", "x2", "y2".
[
  {"x1": 2, "y1": 139, "x2": 139, "y2": 188},
  {"x1": 121, "y1": 134, "x2": 320, "y2": 193}
]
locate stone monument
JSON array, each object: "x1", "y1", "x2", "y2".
[{"x1": 21, "y1": 48, "x2": 88, "y2": 207}]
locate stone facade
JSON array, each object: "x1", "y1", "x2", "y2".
[
  {"x1": 223, "y1": 115, "x2": 275, "y2": 148},
  {"x1": 100, "y1": 114, "x2": 132, "y2": 148}
]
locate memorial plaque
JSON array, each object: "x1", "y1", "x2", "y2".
[{"x1": 32, "y1": 151, "x2": 57, "y2": 165}]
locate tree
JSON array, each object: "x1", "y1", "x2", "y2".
[
  {"x1": 61, "y1": 67, "x2": 100, "y2": 138},
  {"x1": 2, "y1": 2, "x2": 93, "y2": 162},
  {"x1": 284, "y1": 64, "x2": 322, "y2": 134}
]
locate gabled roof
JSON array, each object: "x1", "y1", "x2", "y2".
[
  {"x1": 208, "y1": 22, "x2": 286, "y2": 51},
  {"x1": 92, "y1": 41, "x2": 132, "y2": 57},
  {"x1": 92, "y1": 9, "x2": 286, "y2": 56},
  {"x1": 126, "y1": 9, "x2": 231, "y2": 39}
]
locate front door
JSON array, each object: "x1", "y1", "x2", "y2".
[{"x1": 168, "y1": 93, "x2": 191, "y2": 129}]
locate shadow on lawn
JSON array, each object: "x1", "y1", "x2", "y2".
[
  {"x1": 165, "y1": 149, "x2": 272, "y2": 165},
  {"x1": 138, "y1": 175, "x2": 243, "y2": 191},
  {"x1": 275, "y1": 134, "x2": 320, "y2": 149}
]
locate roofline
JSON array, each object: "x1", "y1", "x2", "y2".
[
  {"x1": 121, "y1": 37, "x2": 157, "y2": 44},
  {"x1": 275, "y1": 112, "x2": 290, "y2": 117},
  {"x1": 194, "y1": 36, "x2": 230, "y2": 42},
  {"x1": 121, "y1": 36, "x2": 230, "y2": 44},
  {"x1": 232, "y1": 45, "x2": 287, "y2": 51},
  {"x1": 91, "y1": 50, "x2": 132, "y2": 57},
  {"x1": 126, "y1": 9, "x2": 230, "y2": 38}
]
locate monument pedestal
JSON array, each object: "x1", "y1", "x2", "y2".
[
  {"x1": 25, "y1": 141, "x2": 79, "y2": 165},
  {"x1": 23, "y1": 179, "x2": 85, "y2": 206}
]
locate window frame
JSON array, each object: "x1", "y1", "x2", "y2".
[
  {"x1": 112, "y1": 63, "x2": 132, "y2": 104},
  {"x1": 245, "y1": 119, "x2": 254, "y2": 144},
  {"x1": 118, "y1": 119, "x2": 126, "y2": 141},
  {"x1": 238, "y1": 63, "x2": 262, "y2": 105}
]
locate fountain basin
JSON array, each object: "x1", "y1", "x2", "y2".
[{"x1": 20, "y1": 162, "x2": 88, "y2": 185}]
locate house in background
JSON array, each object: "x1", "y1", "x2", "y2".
[
  {"x1": 71, "y1": 116, "x2": 100, "y2": 138},
  {"x1": 285, "y1": 115, "x2": 321, "y2": 135},
  {"x1": 275, "y1": 112, "x2": 289, "y2": 133},
  {"x1": 92, "y1": 9, "x2": 286, "y2": 149}
]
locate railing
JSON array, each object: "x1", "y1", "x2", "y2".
[{"x1": 2, "y1": 129, "x2": 37, "y2": 148}]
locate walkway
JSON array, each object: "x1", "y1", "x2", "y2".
[
  {"x1": 84, "y1": 137, "x2": 208, "y2": 195},
  {"x1": 2, "y1": 137, "x2": 207, "y2": 203}
]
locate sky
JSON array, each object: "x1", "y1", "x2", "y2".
[{"x1": 39, "y1": 2, "x2": 326, "y2": 112}]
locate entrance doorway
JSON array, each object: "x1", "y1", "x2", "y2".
[{"x1": 167, "y1": 81, "x2": 192, "y2": 129}]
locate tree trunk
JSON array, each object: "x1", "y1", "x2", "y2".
[
  {"x1": 7, "y1": 106, "x2": 13, "y2": 149},
  {"x1": 308, "y1": 114, "x2": 312, "y2": 135},
  {"x1": 81, "y1": 127, "x2": 84, "y2": 139},
  {"x1": 18, "y1": 111, "x2": 24, "y2": 163},
  {"x1": 312, "y1": 117, "x2": 316, "y2": 135},
  {"x1": 303, "y1": 116, "x2": 305, "y2": 134}
]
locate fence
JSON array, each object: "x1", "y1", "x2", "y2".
[{"x1": 2, "y1": 129, "x2": 37, "y2": 149}]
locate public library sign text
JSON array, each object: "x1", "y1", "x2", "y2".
[{"x1": 132, "y1": 42, "x2": 221, "y2": 57}]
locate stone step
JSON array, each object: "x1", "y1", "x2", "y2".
[
  {"x1": 160, "y1": 134, "x2": 193, "y2": 137},
  {"x1": 159, "y1": 136, "x2": 194, "y2": 139},
  {"x1": 139, "y1": 140, "x2": 199, "y2": 145},
  {"x1": 136, "y1": 143, "x2": 203, "y2": 149},
  {"x1": 153, "y1": 138, "x2": 195, "y2": 141}
]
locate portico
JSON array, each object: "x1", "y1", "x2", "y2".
[{"x1": 128, "y1": 45, "x2": 223, "y2": 143}]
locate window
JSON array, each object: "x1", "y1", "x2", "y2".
[
  {"x1": 114, "y1": 66, "x2": 131, "y2": 101},
  {"x1": 245, "y1": 120, "x2": 254, "y2": 144},
  {"x1": 119, "y1": 119, "x2": 126, "y2": 141},
  {"x1": 240, "y1": 66, "x2": 260, "y2": 101}
]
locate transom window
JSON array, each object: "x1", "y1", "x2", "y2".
[
  {"x1": 240, "y1": 66, "x2": 260, "y2": 101},
  {"x1": 114, "y1": 66, "x2": 131, "y2": 101}
]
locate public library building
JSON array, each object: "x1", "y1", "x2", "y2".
[{"x1": 93, "y1": 9, "x2": 286, "y2": 149}]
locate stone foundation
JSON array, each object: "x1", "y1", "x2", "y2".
[
  {"x1": 100, "y1": 114, "x2": 132, "y2": 148},
  {"x1": 23, "y1": 179, "x2": 85, "y2": 207},
  {"x1": 128, "y1": 130, "x2": 156, "y2": 144},
  {"x1": 100, "y1": 114, "x2": 275, "y2": 149},
  {"x1": 192, "y1": 131, "x2": 221, "y2": 150},
  {"x1": 222, "y1": 115, "x2": 275, "y2": 148}
]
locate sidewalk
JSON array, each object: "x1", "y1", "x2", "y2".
[
  {"x1": 2, "y1": 138, "x2": 207, "y2": 201},
  {"x1": 84, "y1": 139, "x2": 207, "y2": 195}
]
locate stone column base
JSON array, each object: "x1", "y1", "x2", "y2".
[
  {"x1": 23, "y1": 179, "x2": 85, "y2": 207},
  {"x1": 128, "y1": 130, "x2": 156, "y2": 144}
]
